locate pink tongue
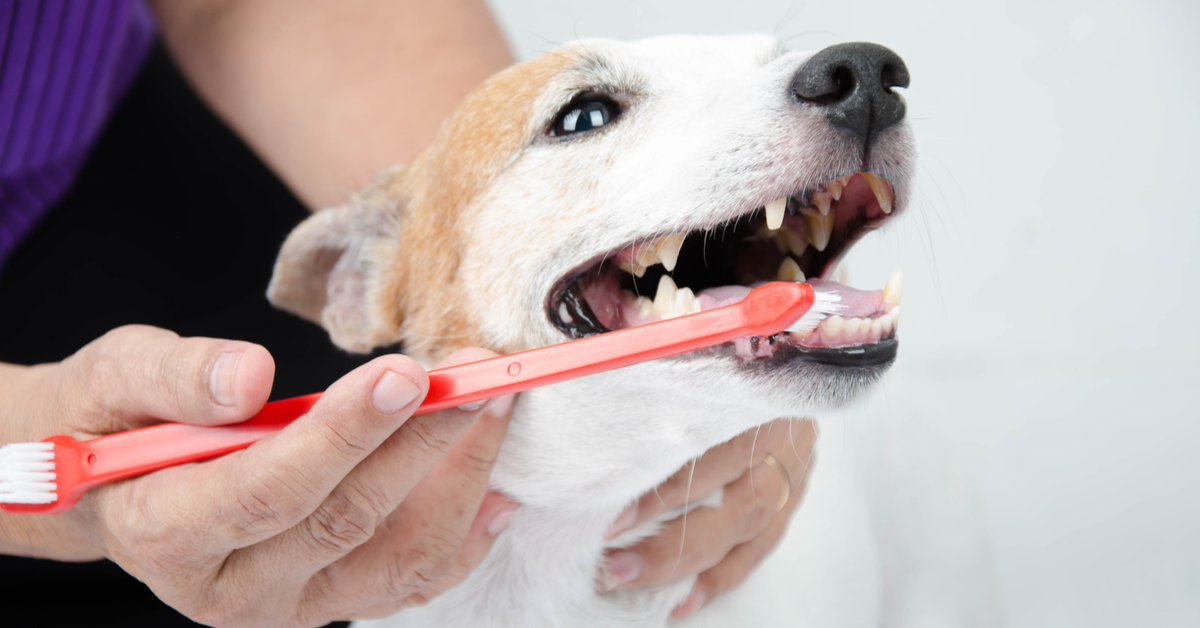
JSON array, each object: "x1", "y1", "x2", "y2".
[
  {"x1": 807, "y1": 279, "x2": 883, "y2": 318},
  {"x1": 697, "y1": 280, "x2": 883, "y2": 318}
]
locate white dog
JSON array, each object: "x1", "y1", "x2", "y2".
[{"x1": 268, "y1": 34, "x2": 996, "y2": 627}]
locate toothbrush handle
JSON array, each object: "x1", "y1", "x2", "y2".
[{"x1": 78, "y1": 282, "x2": 814, "y2": 487}]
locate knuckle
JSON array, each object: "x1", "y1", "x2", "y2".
[
  {"x1": 455, "y1": 444, "x2": 498, "y2": 477},
  {"x1": 399, "y1": 420, "x2": 454, "y2": 457},
  {"x1": 304, "y1": 490, "x2": 379, "y2": 554},
  {"x1": 384, "y1": 531, "x2": 460, "y2": 597},
  {"x1": 318, "y1": 419, "x2": 374, "y2": 460},
  {"x1": 229, "y1": 469, "x2": 311, "y2": 537}
]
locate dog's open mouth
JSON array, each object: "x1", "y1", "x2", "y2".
[{"x1": 548, "y1": 172, "x2": 904, "y2": 367}]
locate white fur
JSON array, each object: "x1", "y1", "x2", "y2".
[{"x1": 274, "y1": 34, "x2": 995, "y2": 628}]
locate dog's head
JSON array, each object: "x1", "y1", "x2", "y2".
[{"x1": 269, "y1": 34, "x2": 914, "y2": 501}]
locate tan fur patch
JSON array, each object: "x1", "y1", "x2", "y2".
[{"x1": 372, "y1": 50, "x2": 578, "y2": 362}]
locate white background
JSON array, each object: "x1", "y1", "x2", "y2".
[{"x1": 486, "y1": 1, "x2": 1200, "y2": 626}]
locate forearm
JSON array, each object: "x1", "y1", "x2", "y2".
[{"x1": 148, "y1": 0, "x2": 514, "y2": 209}]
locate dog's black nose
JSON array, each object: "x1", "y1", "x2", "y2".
[{"x1": 792, "y1": 42, "x2": 910, "y2": 151}]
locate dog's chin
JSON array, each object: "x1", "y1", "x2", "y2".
[{"x1": 544, "y1": 170, "x2": 905, "y2": 395}]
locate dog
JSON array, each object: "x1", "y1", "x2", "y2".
[{"x1": 266, "y1": 34, "x2": 956, "y2": 627}]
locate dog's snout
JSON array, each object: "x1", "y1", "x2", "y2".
[{"x1": 791, "y1": 42, "x2": 910, "y2": 151}]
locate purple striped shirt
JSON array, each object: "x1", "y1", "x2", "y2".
[{"x1": 0, "y1": 0, "x2": 155, "y2": 271}]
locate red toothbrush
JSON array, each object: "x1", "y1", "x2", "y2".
[{"x1": 0, "y1": 281, "x2": 840, "y2": 514}]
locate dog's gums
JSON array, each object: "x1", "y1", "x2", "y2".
[{"x1": 549, "y1": 172, "x2": 903, "y2": 366}]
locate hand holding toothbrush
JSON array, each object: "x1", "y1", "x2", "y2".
[{"x1": 0, "y1": 325, "x2": 518, "y2": 626}]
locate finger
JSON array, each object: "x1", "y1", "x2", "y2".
[
  {"x1": 598, "y1": 460, "x2": 787, "y2": 591},
  {"x1": 299, "y1": 388, "x2": 516, "y2": 618},
  {"x1": 672, "y1": 505, "x2": 790, "y2": 619},
  {"x1": 59, "y1": 324, "x2": 275, "y2": 430},
  {"x1": 182, "y1": 353, "x2": 429, "y2": 553},
  {"x1": 344, "y1": 490, "x2": 518, "y2": 621},
  {"x1": 672, "y1": 436, "x2": 817, "y2": 620},
  {"x1": 223, "y1": 349, "x2": 511, "y2": 600},
  {"x1": 607, "y1": 419, "x2": 791, "y2": 540}
]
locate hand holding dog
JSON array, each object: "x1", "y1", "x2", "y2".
[
  {"x1": 0, "y1": 325, "x2": 517, "y2": 627},
  {"x1": 600, "y1": 418, "x2": 817, "y2": 618}
]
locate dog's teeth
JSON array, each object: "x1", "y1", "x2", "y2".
[
  {"x1": 813, "y1": 191, "x2": 832, "y2": 216},
  {"x1": 765, "y1": 196, "x2": 787, "y2": 230},
  {"x1": 657, "y1": 233, "x2": 686, "y2": 272},
  {"x1": 652, "y1": 275, "x2": 678, "y2": 316},
  {"x1": 843, "y1": 317, "x2": 862, "y2": 338},
  {"x1": 826, "y1": 179, "x2": 844, "y2": 201},
  {"x1": 776, "y1": 257, "x2": 805, "y2": 282},
  {"x1": 780, "y1": 226, "x2": 808, "y2": 257},
  {"x1": 822, "y1": 315, "x2": 844, "y2": 338},
  {"x1": 805, "y1": 210, "x2": 835, "y2": 252},
  {"x1": 881, "y1": 311, "x2": 895, "y2": 335},
  {"x1": 891, "y1": 306, "x2": 901, "y2": 325},
  {"x1": 618, "y1": 261, "x2": 648, "y2": 277},
  {"x1": 871, "y1": 317, "x2": 885, "y2": 337},
  {"x1": 670, "y1": 287, "x2": 700, "y2": 318},
  {"x1": 862, "y1": 172, "x2": 894, "y2": 214},
  {"x1": 882, "y1": 268, "x2": 903, "y2": 306}
]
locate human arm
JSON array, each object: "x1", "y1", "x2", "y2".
[
  {"x1": 146, "y1": 0, "x2": 514, "y2": 210},
  {"x1": 0, "y1": 326, "x2": 517, "y2": 625}
]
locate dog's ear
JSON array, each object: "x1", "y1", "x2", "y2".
[{"x1": 267, "y1": 173, "x2": 405, "y2": 353}]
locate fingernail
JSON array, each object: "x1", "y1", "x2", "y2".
[
  {"x1": 486, "y1": 505, "x2": 517, "y2": 536},
  {"x1": 598, "y1": 551, "x2": 643, "y2": 591},
  {"x1": 372, "y1": 370, "x2": 421, "y2": 414},
  {"x1": 209, "y1": 351, "x2": 243, "y2": 407},
  {"x1": 605, "y1": 503, "x2": 638, "y2": 540},
  {"x1": 671, "y1": 587, "x2": 707, "y2": 618},
  {"x1": 485, "y1": 394, "x2": 516, "y2": 418}
]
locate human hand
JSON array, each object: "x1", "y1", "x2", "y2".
[
  {"x1": 0, "y1": 325, "x2": 517, "y2": 626},
  {"x1": 596, "y1": 418, "x2": 817, "y2": 618}
]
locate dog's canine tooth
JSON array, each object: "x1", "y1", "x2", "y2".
[
  {"x1": 776, "y1": 257, "x2": 805, "y2": 282},
  {"x1": 657, "y1": 233, "x2": 686, "y2": 272},
  {"x1": 652, "y1": 275, "x2": 678, "y2": 316},
  {"x1": 862, "y1": 172, "x2": 894, "y2": 214},
  {"x1": 826, "y1": 178, "x2": 844, "y2": 201},
  {"x1": 805, "y1": 210, "x2": 835, "y2": 251},
  {"x1": 882, "y1": 268, "x2": 903, "y2": 306},
  {"x1": 765, "y1": 196, "x2": 787, "y2": 230},
  {"x1": 813, "y1": 191, "x2": 832, "y2": 216}
]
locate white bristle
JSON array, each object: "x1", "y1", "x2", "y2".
[
  {"x1": 0, "y1": 442, "x2": 58, "y2": 504},
  {"x1": 785, "y1": 290, "x2": 844, "y2": 333}
]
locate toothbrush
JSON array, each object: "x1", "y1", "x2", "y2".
[{"x1": 0, "y1": 281, "x2": 840, "y2": 514}]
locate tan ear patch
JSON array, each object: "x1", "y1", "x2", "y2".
[{"x1": 370, "y1": 50, "x2": 579, "y2": 362}]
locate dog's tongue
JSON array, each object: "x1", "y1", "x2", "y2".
[
  {"x1": 806, "y1": 279, "x2": 883, "y2": 317},
  {"x1": 697, "y1": 280, "x2": 883, "y2": 318}
]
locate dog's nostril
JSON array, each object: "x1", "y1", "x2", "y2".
[{"x1": 791, "y1": 42, "x2": 910, "y2": 152}]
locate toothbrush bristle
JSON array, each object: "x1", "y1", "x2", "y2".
[
  {"x1": 0, "y1": 442, "x2": 58, "y2": 504},
  {"x1": 785, "y1": 290, "x2": 844, "y2": 333}
]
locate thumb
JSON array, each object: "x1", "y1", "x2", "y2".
[{"x1": 58, "y1": 325, "x2": 275, "y2": 431}]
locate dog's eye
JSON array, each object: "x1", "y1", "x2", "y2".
[{"x1": 553, "y1": 99, "x2": 616, "y2": 136}]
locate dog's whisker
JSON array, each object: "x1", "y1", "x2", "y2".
[
  {"x1": 672, "y1": 457, "x2": 699, "y2": 577},
  {"x1": 750, "y1": 424, "x2": 762, "y2": 496}
]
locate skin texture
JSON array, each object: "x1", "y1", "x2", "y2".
[
  {"x1": 0, "y1": 4, "x2": 818, "y2": 623},
  {"x1": 0, "y1": 326, "x2": 518, "y2": 626}
]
